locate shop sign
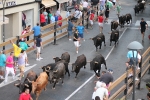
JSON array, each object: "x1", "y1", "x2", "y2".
[{"x1": 6, "y1": 1, "x2": 16, "y2": 7}]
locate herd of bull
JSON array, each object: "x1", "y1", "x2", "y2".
[
  {"x1": 134, "y1": 0, "x2": 146, "y2": 16},
  {"x1": 14, "y1": 52, "x2": 107, "y2": 100}
]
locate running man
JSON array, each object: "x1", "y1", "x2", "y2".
[
  {"x1": 98, "y1": 13, "x2": 104, "y2": 33},
  {"x1": 89, "y1": 10, "x2": 95, "y2": 29},
  {"x1": 73, "y1": 30, "x2": 79, "y2": 54},
  {"x1": 139, "y1": 18, "x2": 148, "y2": 42}
]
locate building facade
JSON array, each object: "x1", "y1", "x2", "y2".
[{"x1": 0, "y1": 0, "x2": 40, "y2": 43}]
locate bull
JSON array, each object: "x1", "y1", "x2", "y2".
[
  {"x1": 72, "y1": 54, "x2": 87, "y2": 78},
  {"x1": 111, "y1": 21, "x2": 119, "y2": 31},
  {"x1": 50, "y1": 62, "x2": 66, "y2": 89},
  {"x1": 90, "y1": 33, "x2": 106, "y2": 51},
  {"x1": 125, "y1": 13, "x2": 132, "y2": 24},
  {"x1": 90, "y1": 54, "x2": 107, "y2": 77},
  {"x1": 109, "y1": 30, "x2": 119, "y2": 47},
  {"x1": 134, "y1": 2, "x2": 145, "y2": 16},
  {"x1": 41, "y1": 63, "x2": 56, "y2": 83},
  {"x1": 118, "y1": 15, "x2": 126, "y2": 28},
  {"x1": 14, "y1": 71, "x2": 37, "y2": 94},
  {"x1": 28, "y1": 72, "x2": 48, "y2": 100},
  {"x1": 53, "y1": 52, "x2": 70, "y2": 76}
]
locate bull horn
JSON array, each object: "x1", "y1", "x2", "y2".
[
  {"x1": 27, "y1": 78, "x2": 32, "y2": 83},
  {"x1": 95, "y1": 61, "x2": 98, "y2": 64},
  {"x1": 53, "y1": 69, "x2": 58, "y2": 73},
  {"x1": 53, "y1": 57, "x2": 56, "y2": 59},
  {"x1": 40, "y1": 66, "x2": 43, "y2": 69},
  {"x1": 24, "y1": 84, "x2": 29, "y2": 87},
  {"x1": 47, "y1": 66, "x2": 51, "y2": 70},
  {"x1": 45, "y1": 67, "x2": 50, "y2": 72}
]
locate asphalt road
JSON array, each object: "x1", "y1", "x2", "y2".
[{"x1": 0, "y1": 0, "x2": 150, "y2": 100}]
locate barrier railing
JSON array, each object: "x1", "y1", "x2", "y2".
[
  {"x1": 0, "y1": 17, "x2": 82, "y2": 54},
  {"x1": 109, "y1": 47, "x2": 150, "y2": 100}
]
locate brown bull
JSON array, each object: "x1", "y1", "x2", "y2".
[{"x1": 27, "y1": 72, "x2": 48, "y2": 100}]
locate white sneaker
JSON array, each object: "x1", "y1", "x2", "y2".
[
  {"x1": 26, "y1": 63, "x2": 30, "y2": 66},
  {"x1": 39, "y1": 57, "x2": 43, "y2": 60},
  {"x1": 76, "y1": 51, "x2": 78, "y2": 54},
  {"x1": 135, "y1": 77, "x2": 139, "y2": 81},
  {"x1": 69, "y1": 39, "x2": 72, "y2": 41},
  {"x1": 36, "y1": 58, "x2": 40, "y2": 61}
]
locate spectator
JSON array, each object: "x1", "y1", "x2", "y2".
[
  {"x1": 139, "y1": 18, "x2": 148, "y2": 42},
  {"x1": 0, "y1": 50, "x2": 6, "y2": 80},
  {"x1": 48, "y1": 11, "x2": 52, "y2": 24},
  {"x1": 35, "y1": 34, "x2": 43, "y2": 61},
  {"x1": 76, "y1": 22, "x2": 88, "y2": 46},
  {"x1": 125, "y1": 50, "x2": 141, "y2": 80},
  {"x1": 43, "y1": 9, "x2": 48, "y2": 25},
  {"x1": 22, "y1": 12, "x2": 26, "y2": 30},
  {"x1": 91, "y1": 0, "x2": 99, "y2": 8},
  {"x1": 73, "y1": 29, "x2": 79, "y2": 54},
  {"x1": 98, "y1": 13, "x2": 104, "y2": 33},
  {"x1": 112, "y1": 0, "x2": 116, "y2": 10},
  {"x1": 21, "y1": 28, "x2": 27, "y2": 41},
  {"x1": 99, "y1": 0, "x2": 106, "y2": 13},
  {"x1": 82, "y1": 0, "x2": 88, "y2": 11},
  {"x1": 40, "y1": 11, "x2": 46, "y2": 27},
  {"x1": 54, "y1": 14, "x2": 59, "y2": 32},
  {"x1": 19, "y1": 88, "x2": 33, "y2": 100},
  {"x1": 18, "y1": 50, "x2": 26, "y2": 81},
  {"x1": 147, "y1": 92, "x2": 150, "y2": 100},
  {"x1": 73, "y1": 9, "x2": 80, "y2": 20},
  {"x1": 51, "y1": 14, "x2": 55, "y2": 24},
  {"x1": 89, "y1": 10, "x2": 95, "y2": 29},
  {"x1": 32, "y1": 23, "x2": 41, "y2": 47},
  {"x1": 55, "y1": 8, "x2": 61, "y2": 16},
  {"x1": 104, "y1": 5, "x2": 110, "y2": 23},
  {"x1": 5, "y1": 52, "x2": 15, "y2": 83},
  {"x1": 10, "y1": 40, "x2": 22, "y2": 68},
  {"x1": 66, "y1": 10, "x2": 71, "y2": 18},
  {"x1": 58, "y1": 14, "x2": 63, "y2": 33},
  {"x1": 68, "y1": 19, "x2": 74, "y2": 41}
]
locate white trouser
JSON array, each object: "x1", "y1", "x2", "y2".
[{"x1": 5, "y1": 67, "x2": 15, "y2": 82}]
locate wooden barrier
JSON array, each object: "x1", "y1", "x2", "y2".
[{"x1": 109, "y1": 47, "x2": 150, "y2": 100}]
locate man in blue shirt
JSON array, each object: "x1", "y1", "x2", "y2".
[
  {"x1": 76, "y1": 22, "x2": 88, "y2": 46},
  {"x1": 51, "y1": 14, "x2": 55, "y2": 24},
  {"x1": 0, "y1": 50, "x2": 6, "y2": 79},
  {"x1": 32, "y1": 23, "x2": 41, "y2": 40},
  {"x1": 68, "y1": 20, "x2": 74, "y2": 41}
]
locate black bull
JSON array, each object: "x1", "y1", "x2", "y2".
[
  {"x1": 111, "y1": 21, "x2": 118, "y2": 31},
  {"x1": 134, "y1": 3, "x2": 145, "y2": 16},
  {"x1": 109, "y1": 30, "x2": 119, "y2": 47},
  {"x1": 90, "y1": 54, "x2": 107, "y2": 77},
  {"x1": 14, "y1": 71, "x2": 37, "y2": 94},
  {"x1": 91, "y1": 33, "x2": 106, "y2": 51}
]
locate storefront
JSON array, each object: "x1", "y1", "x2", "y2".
[{"x1": 0, "y1": 0, "x2": 39, "y2": 43}]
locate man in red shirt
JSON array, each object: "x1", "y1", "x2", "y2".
[
  {"x1": 40, "y1": 12, "x2": 46, "y2": 27},
  {"x1": 58, "y1": 14, "x2": 63, "y2": 33},
  {"x1": 19, "y1": 88, "x2": 33, "y2": 100},
  {"x1": 98, "y1": 13, "x2": 104, "y2": 33},
  {"x1": 89, "y1": 11, "x2": 95, "y2": 29}
]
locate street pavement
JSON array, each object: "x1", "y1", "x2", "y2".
[{"x1": 0, "y1": 0, "x2": 150, "y2": 100}]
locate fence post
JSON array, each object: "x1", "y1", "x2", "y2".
[
  {"x1": 82, "y1": 11, "x2": 84, "y2": 26},
  {"x1": 97, "y1": 5, "x2": 98, "y2": 17},
  {"x1": 137, "y1": 57, "x2": 142, "y2": 89},
  {"x1": 53, "y1": 21, "x2": 57, "y2": 45},
  {"x1": 124, "y1": 68, "x2": 129, "y2": 100}
]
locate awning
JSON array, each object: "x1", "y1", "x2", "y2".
[
  {"x1": 0, "y1": 15, "x2": 9, "y2": 25},
  {"x1": 42, "y1": 0, "x2": 56, "y2": 8},
  {"x1": 56, "y1": 0, "x2": 69, "y2": 3}
]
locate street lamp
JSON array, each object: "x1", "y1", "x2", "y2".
[
  {"x1": 2, "y1": 0, "x2": 6, "y2": 50},
  {"x1": 127, "y1": 41, "x2": 143, "y2": 100}
]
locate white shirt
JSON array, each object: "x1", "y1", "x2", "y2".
[
  {"x1": 113, "y1": 0, "x2": 116, "y2": 2},
  {"x1": 74, "y1": 10, "x2": 80, "y2": 19},
  {"x1": 82, "y1": 1, "x2": 88, "y2": 8},
  {"x1": 79, "y1": 11, "x2": 82, "y2": 18},
  {"x1": 93, "y1": 87, "x2": 108, "y2": 100}
]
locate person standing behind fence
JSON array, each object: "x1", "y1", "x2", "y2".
[
  {"x1": 40, "y1": 12, "x2": 46, "y2": 27},
  {"x1": 89, "y1": 10, "x2": 95, "y2": 29},
  {"x1": 0, "y1": 50, "x2": 6, "y2": 80},
  {"x1": 98, "y1": 13, "x2": 104, "y2": 33},
  {"x1": 35, "y1": 34, "x2": 43, "y2": 61},
  {"x1": 4, "y1": 52, "x2": 15, "y2": 83},
  {"x1": 26, "y1": 25, "x2": 31, "y2": 44},
  {"x1": 68, "y1": 19, "x2": 74, "y2": 41},
  {"x1": 76, "y1": 22, "x2": 88, "y2": 46},
  {"x1": 73, "y1": 30, "x2": 79, "y2": 54},
  {"x1": 58, "y1": 14, "x2": 63, "y2": 33},
  {"x1": 43, "y1": 9, "x2": 48, "y2": 25}
]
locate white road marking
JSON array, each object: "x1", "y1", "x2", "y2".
[
  {"x1": 0, "y1": 64, "x2": 37, "y2": 88},
  {"x1": 65, "y1": 28, "x2": 127, "y2": 100}
]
